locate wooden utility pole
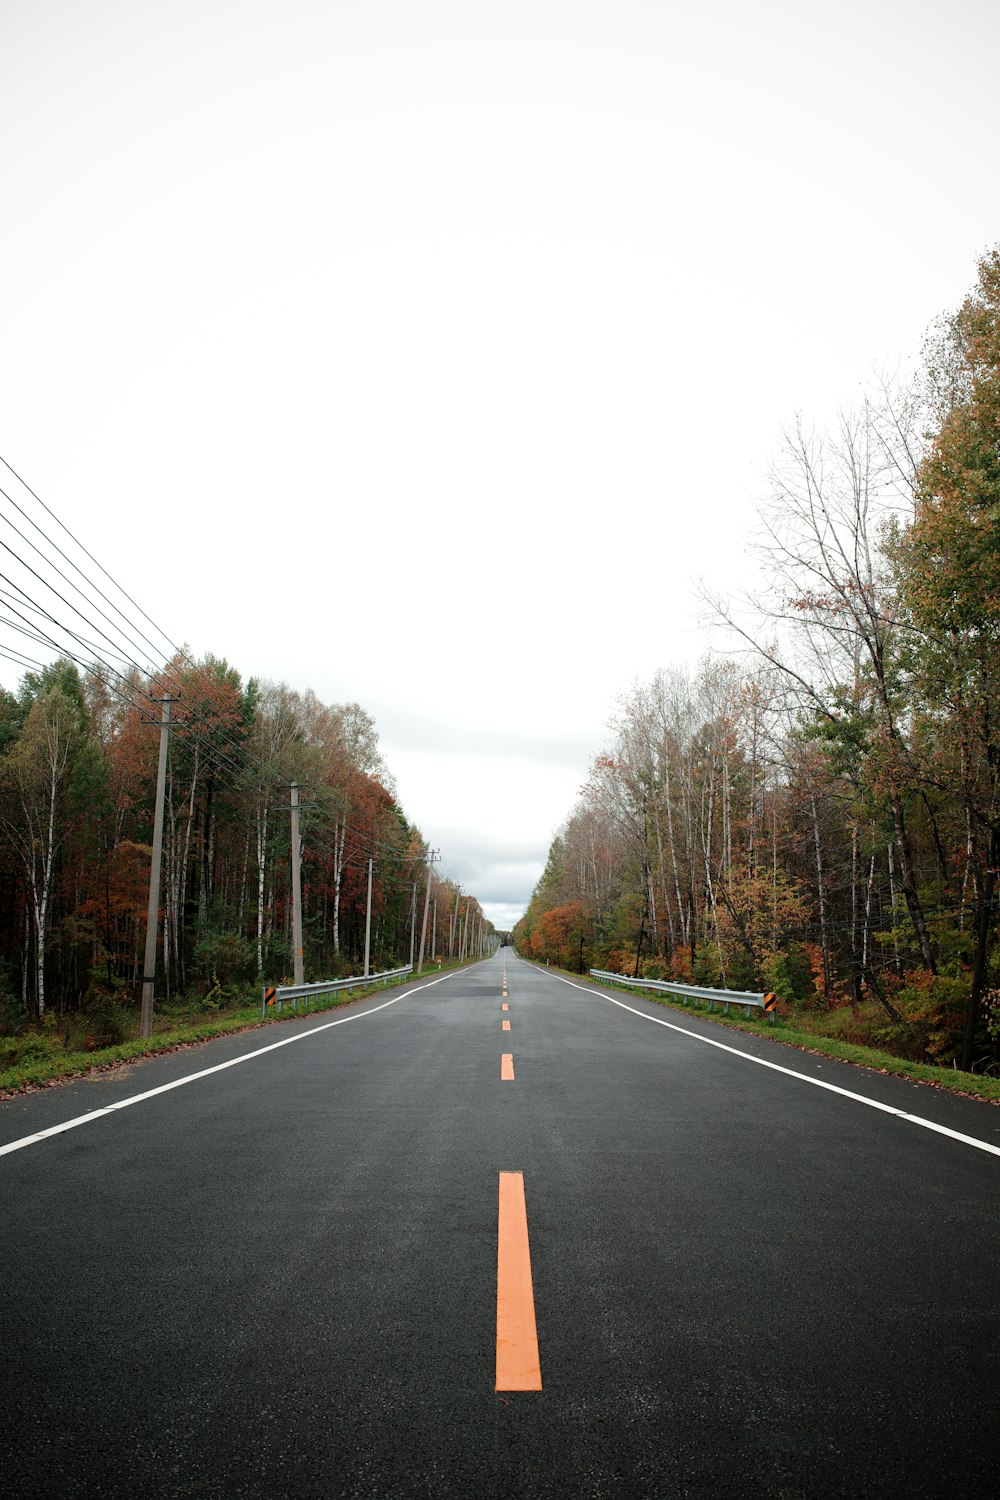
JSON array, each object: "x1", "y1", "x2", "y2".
[
  {"x1": 450, "y1": 888, "x2": 461, "y2": 957},
  {"x1": 139, "y1": 696, "x2": 177, "y2": 1039},
  {"x1": 290, "y1": 783, "x2": 304, "y2": 987},
  {"x1": 417, "y1": 850, "x2": 439, "y2": 972},
  {"x1": 363, "y1": 856, "x2": 373, "y2": 976},
  {"x1": 409, "y1": 881, "x2": 417, "y2": 967}
]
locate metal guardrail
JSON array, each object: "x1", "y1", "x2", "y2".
[
  {"x1": 261, "y1": 965, "x2": 413, "y2": 1017},
  {"x1": 589, "y1": 969, "x2": 777, "y2": 1021}
]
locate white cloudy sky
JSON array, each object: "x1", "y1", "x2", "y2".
[{"x1": 1, "y1": 0, "x2": 998, "y2": 928}]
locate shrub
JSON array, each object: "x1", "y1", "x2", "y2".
[
  {"x1": 724, "y1": 949, "x2": 759, "y2": 991},
  {"x1": 763, "y1": 946, "x2": 818, "y2": 1007},
  {"x1": 669, "y1": 949, "x2": 695, "y2": 983},
  {"x1": 0, "y1": 1031, "x2": 59, "y2": 1069},
  {"x1": 692, "y1": 943, "x2": 723, "y2": 988},
  {"x1": 877, "y1": 972, "x2": 971, "y2": 1062},
  {"x1": 82, "y1": 998, "x2": 130, "y2": 1050},
  {"x1": 192, "y1": 932, "x2": 257, "y2": 992}
]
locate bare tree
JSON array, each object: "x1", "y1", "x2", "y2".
[
  {"x1": 705, "y1": 401, "x2": 936, "y2": 972},
  {"x1": 1, "y1": 683, "x2": 82, "y2": 1017}
]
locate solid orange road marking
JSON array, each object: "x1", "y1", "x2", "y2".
[
  {"x1": 496, "y1": 1172, "x2": 542, "y2": 1391},
  {"x1": 502, "y1": 1002, "x2": 509, "y2": 1011},
  {"x1": 501, "y1": 1053, "x2": 515, "y2": 1081},
  {"x1": 502, "y1": 1019, "x2": 511, "y2": 1032}
]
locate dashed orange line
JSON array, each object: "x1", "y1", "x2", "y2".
[
  {"x1": 502, "y1": 1019, "x2": 511, "y2": 1032},
  {"x1": 501, "y1": 1053, "x2": 515, "y2": 1081},
  {"x1": 496, "y1": 1171, "x2": 542, "y2": 1391},
  {"x1": 502, "y1": 1002, "x2": 509, "y2": 1012}
]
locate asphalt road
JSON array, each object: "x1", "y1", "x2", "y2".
[{"x1": 2, "y1": 951, "x2": 999, "y2": 1498}]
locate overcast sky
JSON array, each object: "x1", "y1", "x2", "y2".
[{"x1": 2, "y1": 0, "x2": 998, "y2": 928}]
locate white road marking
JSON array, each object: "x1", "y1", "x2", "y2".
[
  {"x1": 0, "y1": 970, "x2": 463, "y2": 1158},
  {"x1": 552, "y1": 973, "x2": 1000, "y2": 1160}
]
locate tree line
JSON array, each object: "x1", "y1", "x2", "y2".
[
  {"x1": 0, "y1": 654, "x2": 493, "y2": 1028},
  {"x1": 515, "y1": 247, "x2": 1000, "y2": 1073}
]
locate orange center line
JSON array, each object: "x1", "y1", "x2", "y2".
[
  {"x1": 496, "y1": 1171, "x2": 542, "y2": 1391},
  {"x1": 501, "y1": 1052, "x2": 515, "y2": 1081},
  {"x1": 502, "y1": 1019, "x2": 511, "y2": 1031},
  {"x1": 502, "y1": 1002, "x2": 508, "y2": 1011}
]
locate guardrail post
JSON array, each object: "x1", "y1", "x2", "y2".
[
  {"x1": 587, "y1": 969, "x2": 778, "y2": 1021},
  {"x1": 267, "y1": 963, "x2": 413, "y2": 1015}
]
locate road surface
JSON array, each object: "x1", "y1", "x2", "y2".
[{"x1": 2, "y1": 951, "x2": 998, "y2": 1497}]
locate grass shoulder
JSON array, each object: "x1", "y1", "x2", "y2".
[{"x1": 0, "y1": 955, "x2": 476, "y2": 1099}]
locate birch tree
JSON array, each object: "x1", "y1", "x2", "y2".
[
  {"x1": 708, "y1": 402, "x2": 936, "y2": 972},
  {"x1": 244, "y1": 681, "x2": 301, "y2": 972},
  {"x1": 0, "y1": 671, "x2": 87, "y2": 1018}
]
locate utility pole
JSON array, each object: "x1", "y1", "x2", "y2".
[
  {"x1": 290, "y1": 783, "x2": 304, "y2": 987},
  {"x1": 450, "y1": 888, "x2": 461, "y2": 957},
  {"x1": 409, "y1": 881, "x2": 417, "y2": 968},
  {"x1": 431, "y1": 896, "x2": 437, "y2": 962},
  {"x1": 139, "y1": 696, "x2": 177, "y2": 1039},
  {"x1": 363, "y1": 856, "x2": 373, "y2": 976},
  {"x1": 416, "y1": 849, "x2": 439, "y2": 972}
]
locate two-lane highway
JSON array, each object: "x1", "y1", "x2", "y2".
[{"x1": 3, "y1": 951, "x2": 999, "y2": 1497}]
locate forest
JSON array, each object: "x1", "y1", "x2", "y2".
[
  {"x1": 0, "y1": 653, "x2": 493, "y2": 1044},
  {"x1": 515, "y1": 247, "x2": 1000, "y2": 1075}
]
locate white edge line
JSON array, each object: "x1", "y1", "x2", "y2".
[
  {"x1": 551, "y1": 972, "x2": 1000, "y2": 1161},
  {"x1": 0, "y1": 968, "x2": 466, "y2": 1158}
]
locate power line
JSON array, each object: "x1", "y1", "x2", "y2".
[
  {"x1": 0, "y1": 455, "x2": 179, "y2": 661},
  {"x1": 0, "y1": 483, "x2": 167, "y2": 673},
  {"x1": 0, "y1": 456, "x2": 490, "y2": 926},
  {"x1": 0, "y1": 466, "x2": 419, "y2": 861}
]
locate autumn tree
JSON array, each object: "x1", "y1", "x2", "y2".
[
  {"x1": 895, "y1": 247, "x2": 1000, "y2": 1065},
  {"x1": 0, "y1": 662, "x2": 98, "y2": 1017},
  {"x1": 707, "y1": 399, "x2": 938, "y2": 974}
]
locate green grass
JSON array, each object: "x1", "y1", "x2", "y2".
[
  {"x1": 0, "y1": 956, "x2": 474, "y2": 1098},
  {"x1": 540, "y1": 964, "x2": 1000, "y2": 1106}
]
